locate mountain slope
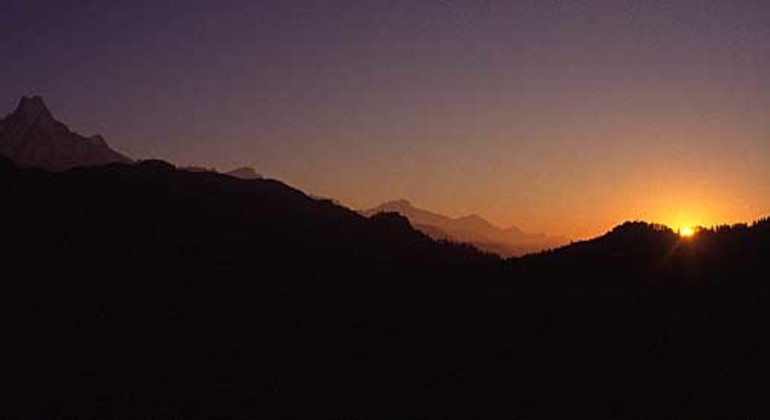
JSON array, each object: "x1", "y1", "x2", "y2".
[
  {"x1": 361, "y1": 199, "x2": 566, "y2": 256},
  {"x1": 3, "y1": 155, "x2": 770, "y2": 418},
  {"x1": 0, "y1": 96, "x2": 132, "y2": 170},
  {"x1": 4, "y1": 99, "x2": 770, "y2": 418},
  {"x1": 0, "y1": 157, "x2": 493, "y2": 284},
  {"x1": 513, "y1": 220, "x2": 770, "y2": 297}
]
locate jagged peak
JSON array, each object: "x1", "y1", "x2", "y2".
[
  {"x1": 15, "y1": 95, "x2": 54, "y2": 121},
  {"x1": 0, "y1": 96, "x2": 132, "y2": 171}
]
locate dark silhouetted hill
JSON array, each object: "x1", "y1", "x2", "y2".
[
  {"x1": 0, "y1": 96, "x2": 132, "y2": 170},
  {"x1": 0, "y1": 158, "x2": 492, "y2": 285},
  {"x1": 519, "y1": 219, "x2": 770, "y2": 290},
  {"x1": 3, "y1": 155, "x2": 770, "y2": 418},
  {"x1": 361, "y1": 199, "x2": 567, "y2": 256},
  {"x1": 3, "y1": 160, "x2": 770, "y2": 417}
]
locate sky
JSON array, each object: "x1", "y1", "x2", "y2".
[{"x1": 2, "y1": 0, "x2": 770, "y2": 238}]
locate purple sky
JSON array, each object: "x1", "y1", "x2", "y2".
[{"x1": 3, "y1": 0, "x2": 770, "y2": 237}]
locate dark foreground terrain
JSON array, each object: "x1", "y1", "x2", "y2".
[{"x1": 2, "y1": 155, "x2": 770, "y2": 418}]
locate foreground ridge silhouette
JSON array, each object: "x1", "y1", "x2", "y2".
[{"x1": 2, "y1": 153, "x2": 770, "y2": 418}]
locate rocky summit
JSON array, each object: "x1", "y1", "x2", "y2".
[{"x1": 0, "y1": 96, "x2": 132, "y2": 171}]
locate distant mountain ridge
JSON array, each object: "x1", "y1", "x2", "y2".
[
  {"x1": 226, "y1": 166, "x2": 262, "y2": 180},
  {"x1": 361, "y1": 199, "x2": 567, "y2": 256},
  {"x1": 181, "y1": 165, "x2": 263, "y2": 179},
  {"x1": 0, "y1": 96, "x2": 132, "y2": 171}
]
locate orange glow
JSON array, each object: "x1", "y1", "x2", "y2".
[{"x1": 679, "y1": 226, "x2": 695, "y2": 238}]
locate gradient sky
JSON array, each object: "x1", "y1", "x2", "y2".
[{"x1": 2, "y1": 0, "x2": 770, "y2": 238}]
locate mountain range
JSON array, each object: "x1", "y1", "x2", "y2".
[
  {"x1": 361, "y1": 199, "x2": 566, "y2": 256},
  {"x1": 3, "y1": 95, "x2": 770, "y2": 417},
  {"x1": 1, "y1": 95, "x2": 563, "y2": 256},
  {"x1": 3, "y1": 136, "x2": 770, "y2": 418},
  {"x1": 0, "y1": 96, "x2": 132, "y2": 171},
  {"x1": 0, "y1": 96, "x2": 267, "y2": 181}
]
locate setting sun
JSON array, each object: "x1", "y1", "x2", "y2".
[{"x1": 679, "y1": 226, "x2": 695, "y2": 238}]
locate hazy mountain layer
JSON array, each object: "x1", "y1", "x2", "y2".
[{"x1": 362, "y1": 199, "x2": 567, "y2": 256}]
